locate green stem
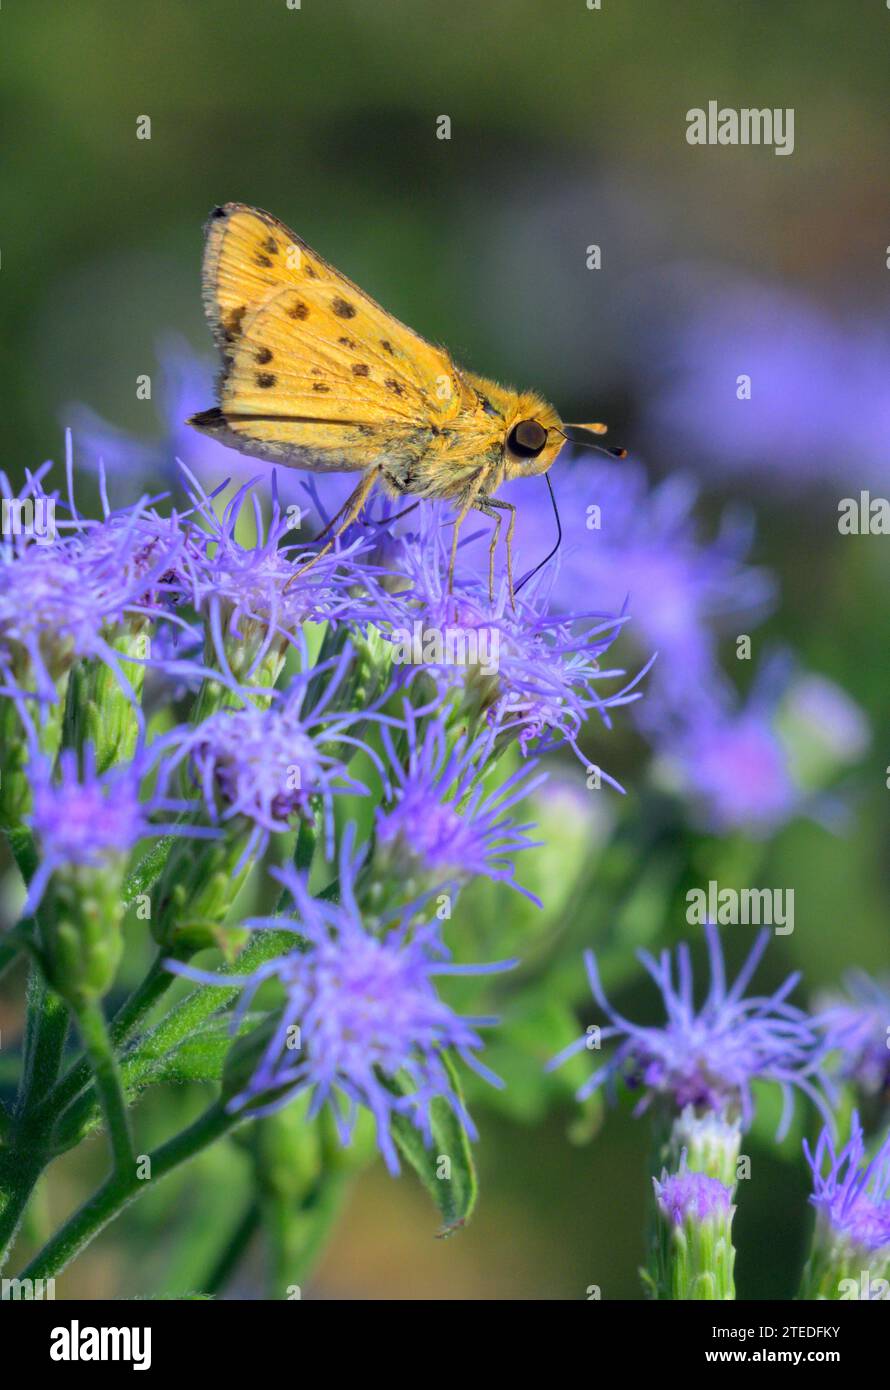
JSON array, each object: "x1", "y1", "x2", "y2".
[
  {"x1": 6, "y1": 827, "x2": 69, "y2": 1122},
  {"x1": 46, "y1": 931, "x2": 294, "y2": 1151},
  {"x1": 73, "y1": 1000, "x2": 134, "y2": 1175},
  {"x1": 16, "y1": 969, "x2": 69, "y2": 1121},
  {"x1": 4, "y1": 826, "x2": 38, "y2": 885},
  {"x1": 19, "y1": 1101, "x2": 242, "y2": 1282},
  {"x1": 262, "y1": 1172, "x2": 349, "y2": 1298},
  {"x1": 0, "y1": 933, "x2": 25, "y2": 981},
  {"x1": 1, "y1": 966, "x2": 68, "y2": 1270},
  {"x1": 0, "y1": 1156, "x2": 43, "y2": 1272},
  {"x1": 35, "y1": 950, "x2": 184, "y2": 1129},
  {"x1": 203, "y1": 1200, "x2": 260, "y2": 1297}
]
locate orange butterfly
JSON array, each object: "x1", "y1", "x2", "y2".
[{"x1": 190, "y1": 203, "x2": 622, "y2": 601}]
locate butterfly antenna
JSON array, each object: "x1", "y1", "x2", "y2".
[
  {"x1": 559, "y1": 423, "x2": 627, "y2": 460},
  {"x1": 515, "y1": 472, "x2": 562, "y2": 596}
]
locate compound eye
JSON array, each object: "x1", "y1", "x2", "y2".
[{"x1": 507, "y1": 419, "x2": 548, "y2": 458}]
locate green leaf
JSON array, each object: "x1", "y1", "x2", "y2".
[
  {"x1": 388, "y1": 1052, "x2": 477, "y2": 1235},
  {"x1": 124, "y1": 837, "x2": 174, "y2": 904}
]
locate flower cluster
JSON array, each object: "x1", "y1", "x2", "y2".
[
  {"x1": 0, "y1": 349, "x2": 874, "y2": 1300},
  {"x1": 0, "y1": 432, "x2": 648, "y2": 1192},
  {"x1": 550, "y1": 923, "x2": 832, "y2": 1138},
  {"x1": 169, "y1": 834, "x2": 515, "y2": 1173}
]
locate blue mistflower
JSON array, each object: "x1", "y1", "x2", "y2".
[
  {"x1": 155, "y1": 650, "x2": 378, "y2": 864},
  {"x1": 167, "y1": 832, "x2": 516, "y2": 1174},
  {"x1": 183, "y1": 469, "x2": 392, "y2": 680},
  {"x1": 652, "y1": 656, "x2": 868, "y2": 839},
  {"x1": 0, "y1": 447, "x2": 198, "y2": 706},
  {"x1": 804, "y1": 1115, "x2": 890, "y2": 1256},
  {"x1": 24, "y1": 744, "x2": 196, "y2": 913},
  {"x1": 377, "y1": 508, "x2": 648, "y2": 779},
  {"x1": 818, "y1": 971, "x2": 890, "y2": 1098},
  {"x1": 660, "y1": 693, "x2": 798, "y2": 838},
  {"x1": 654, "y1": 1165, "x2": 734, "y2": 1227},
  {"x1": 640, "y1": 271, "x2": 890, "y2": 493},
  {"x1": 375, "y1": 705, "x2": 545, "y2": 901},
  {"x1": 549, "y1": 923, "x2": 832, "y2": 1138},
  {"x1": 470, "y1": 457, "x2": 772, "y2": 718}
]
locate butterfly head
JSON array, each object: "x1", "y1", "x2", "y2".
[{"x1": 502, "y1": 393, "x2": 566, "y2": 481}]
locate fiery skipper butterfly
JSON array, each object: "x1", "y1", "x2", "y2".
[{"x1": 189, "y1": 203, "x2": 622, "y2": 601}]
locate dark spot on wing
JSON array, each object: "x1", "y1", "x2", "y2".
[
  {"x1": 338, "y1": 336, "x2": 356, "y2": 348},
  {"x1": 263, "y1": 236, "x2": 278, "y2": 255},
  {"x1": 380, "y1": 340, "x2": 395, "y2": 355},
  {"x1": 351, "y1": 364, "x2": 370, "y2": 377},
  {"x1": 224, "y1": 305, "x2": 246, "y2": 339},
  {"x1": 312, "y1": 382, "x2": 331, "y2": 393},
  {"x1": 332, "y1": 297, "x2": 356, "y2": 319},
  {"x1": 256, "y1": 372, "x2": 277, "y2": 389},
  {"x1": 288, "y1": 300, "x2": 310, "y2": 320},
  {"x1": 385, "y1": 378, "x2": 405, "y2": 396},
  {"x1": 304, "y1": 264, "x2": 318, "y2": 278},
  {"x1": 255, "y1": 347, "x2": 273, "y2": 364},
  {"x1": 255, "y1": 254, "x2": 273, "y2": 268}
]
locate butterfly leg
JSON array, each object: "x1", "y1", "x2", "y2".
[
  {"x1": 475, "y1": 495, "x2": 517, "y2": 608},
  {"x1": 284, "y1": 467, "x2": 380, "y2": 592},
  {"x1": 473, "y1": 501, "x2": 503, "y2": 602},
  {"x1": 447, "y1": 476, "x2": 487, "y2": 595}
]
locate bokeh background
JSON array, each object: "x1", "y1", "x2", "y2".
[{"x1": 2, "y1": 0, "x2": 890, "y2": 1298}]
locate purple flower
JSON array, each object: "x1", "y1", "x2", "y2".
[
  {"x1": 818, "y1": 972, "x2": 890, "y2": 1097},
  {"x1": 155, "y1": 650, "x2": 377, "y2": 865},
  {"x1": 24, "y1": 743, "x2": 193, "y2": 913},
  {"x1": 375, "y1": 705, "x2": 545, "y2": 901},
  {"x1": 659, "y1": 691, "x2": 798, "y2": 838},
  {"x1": 181, "y1": 469, "x2": 392, "y2": 683},
  {"x1": 379, "y1": 508, "x2": 648, "y2": 779},
  {"x1": 0, "y1": 443, "x2": 197, "y2": 705},
  {"x1": 549, "y1": 923, "x2": 832, "y2": 1138},
  {"x1": 640, "y1": 269, "x2": 890, "y2": 493},
  {"x1": 804, "y1": 1115, "x2": 890, "y2": 1255},
  {"x1": 463, "y1": 456, "x2": 772, "y2": 722},
  {"x1": 654, "y1": 1165, "x2": 734, "y2": 1227},
  {"x1": 650, "y1": 656, "x2": 868, "y2": 838},
  {"x1": 167, "y1": 831, "x2": 517, "y2": 1174}
]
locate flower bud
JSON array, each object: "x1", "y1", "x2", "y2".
[
  {"x1": 38, "y1": 860, "x2": 126, "y2": 1008},
  {"x1": 668, "y1": 1105, "x2": 743, "y2": 1190},
  {"x1": 648, "y1": 1161, "x2": 736, "y2": 1300},
  {"x1": 151, "y1": 831, "x2": 250, "y2": 956}
]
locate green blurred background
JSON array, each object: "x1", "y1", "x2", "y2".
[{"x1": 2, "y1": 0, "x2": 890, "y2": 1298}]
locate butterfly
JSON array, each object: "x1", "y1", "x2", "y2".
[{"x1": 189, "y1": 203, "x2": 623, "y2": 602}]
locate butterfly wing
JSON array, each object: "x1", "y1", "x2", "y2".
[{"x1": 192, "y1": 203, "x2": 469, "y2": 475}]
